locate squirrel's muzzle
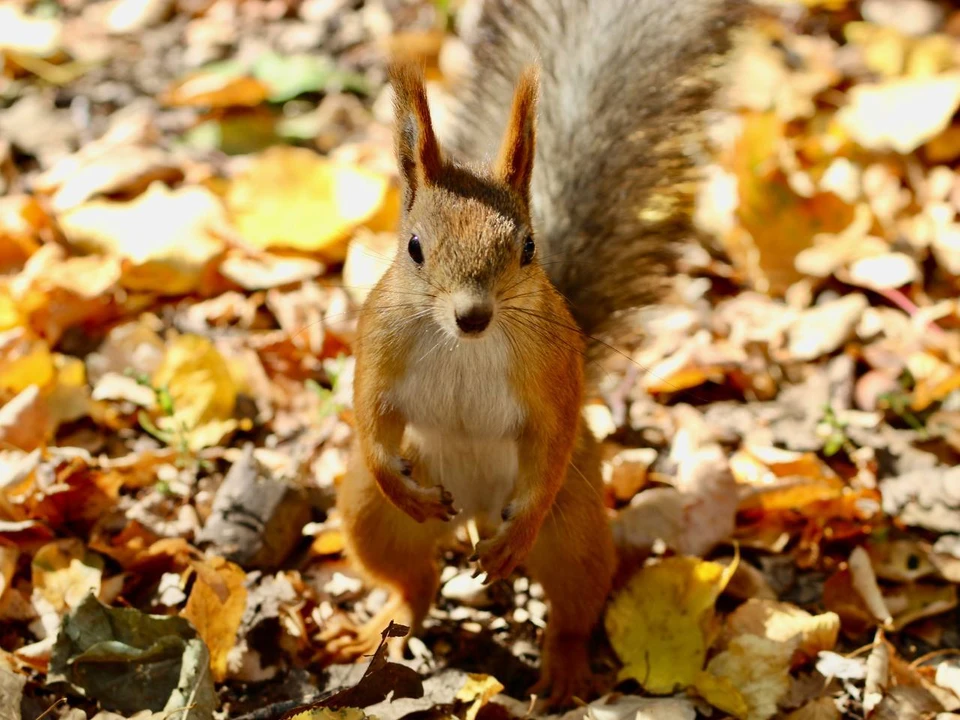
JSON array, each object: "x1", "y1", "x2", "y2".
[{"x1": 454, "y1": 304, "x2": 493, "y2": 335}]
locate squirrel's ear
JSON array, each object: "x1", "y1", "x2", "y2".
[
  {"x1": 389, "y1": 62, "x2": 443, "y2": 213},
  {"x1": 495, "y1": 65, "x2": 539, "y2": 206}
]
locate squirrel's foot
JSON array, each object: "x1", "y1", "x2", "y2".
[
  {"x1": 474, "y1": 516, "x2": 538, "y2": 583},
  {"x1": 319, "y1": 599, "x2": 412, "y2": 663},
  {"x1": 528, "y1": 636, "x2": 599, "y2": 709}
]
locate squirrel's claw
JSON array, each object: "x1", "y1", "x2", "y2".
[
  {"x1": 386, "y1": 479, "x2": 458, "y2": 523},
  {"x1": 475, "y1": 520, "x2": 535, "y2": 583}
]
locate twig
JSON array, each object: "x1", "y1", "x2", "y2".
[{"x1": 34, "y1": 699, "x2": 67, "y2": 720}]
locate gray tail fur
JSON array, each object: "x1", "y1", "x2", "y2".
[{"x1": 445, "y1": 0, "x2": 745, "y2": 372}]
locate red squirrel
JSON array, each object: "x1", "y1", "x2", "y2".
[{"x1": 324, "y1": 0, "x2": 744, "y2": 707}]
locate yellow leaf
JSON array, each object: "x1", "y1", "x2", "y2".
[
  {"x1": 605, "y1": 555, "x2": 738, "y2": 694},
  {"x1": 153, "y1": 334, "x2": 238, "y2": 451},
  {"x1": 722, "y1": 599, "x2": 840, "y2": 665},
  {"x1": 47, "y1": 353, "x2": 90, "y2": 429},
  {"x1": 0, "y1": 291, "x2": 24, "y2": 332},
  {"x1": 181, "y1": 555, "x2": 247, "y2": 683},
  {"x1": 286, "y1": 709, "x2": 368, "y2": 720},
  {"x1": 227, "y1": 146, "x2": 394, "y2": 260},
  {"x1": 456, "y1": 673, "x2": 504, "y2": 720},
  {"x1": 59, "y1": 182, "x2": 227, "y2": 295},
  {"x1": 160, "y1": 72, "x2": 270, "y2": 108},
  {"x1": 836, "y1": 73, "x2": 960, "y2": 154},
  {"x1": 725, "y1": 112, "x2": 855, "y2": 295},
  {"x1": 0, "y1": 544, "x2": 18, "y2": 600},
  {"x1": 0, "y1": 328, "x2": 54, "y2": 394},
  {"x1": 694, "y1": 669, "x2": 750, "y2": 719},
  {"x1": 31, "y1": 539, "x2": 103, "y2": 613},
  {"x1": 695, "y1": 635, "x2": 792, "y2": 720}
]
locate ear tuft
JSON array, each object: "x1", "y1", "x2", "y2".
[
  {"x1": 495, "y1": 65, "x2": 539, "y2": 207},
  {"x1": 389, "y1": 61, "x2": 443, "y2": 213}
]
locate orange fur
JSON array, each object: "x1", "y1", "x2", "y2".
[{"x1": 332, "y1": 61, "x2": 614, "y2": 707}]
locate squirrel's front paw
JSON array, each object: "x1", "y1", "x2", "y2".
[
  {"x1": 379, "y1": 466, "x2": 457, "y2": 524},
  {"x1": 474, "y1": 518, "x2": 538, "y2": 583},
  {"x1": 410, "y1": 483, "x2": 458, "y2": 522}
]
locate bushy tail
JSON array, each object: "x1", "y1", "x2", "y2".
[{"x1": 446, "y1": 0, "x2": 745, "y2": 368}]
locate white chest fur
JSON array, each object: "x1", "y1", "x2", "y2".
[{"x1": 388, "y1": 328, "x2": 525, "y2": 519}]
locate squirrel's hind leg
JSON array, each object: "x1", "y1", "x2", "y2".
[
  {"x1": 524, "y1": 433, "x2": 616, "y2": 708},
  {"x1": 322, "y1": 446, "x2": 447, "y2": 662}
]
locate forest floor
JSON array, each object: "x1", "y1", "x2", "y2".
[{"x1": 4, "y1": 0, "x2": 960, "y2": 719}]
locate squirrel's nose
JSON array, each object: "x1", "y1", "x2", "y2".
[{"x1": 455, "y1": 305, "x2": 492, "y2": 335}]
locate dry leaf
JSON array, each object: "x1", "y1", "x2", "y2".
[
  {"x1": 455, "y1": 674, "x2": 504, "y2": 720},
  {"x1": 695, "y1": 635, "x2": 793, "y2": 720},
  {"x1": 181, "y1": 555, "x2": 247, "y2": 683},
  {"x1": 837, "y1": 73, "x2": 960, "y2": 154},
  {"x1": 31, "y1": 539, "x2": 103, "y2": 613},
  {"x1": 0, "y1": 385, "x2": 50, "y2": 451},
  {"x1": 59, "y1": 182, "x2": 227, "y2": 294},
  {"x1": 161, "y1": 71, "x2": 270, "y2": 108},
  {"x1": 725, "y1": 112, "x2": 855, "y2": 294},
  {"x1": 722, "y1": 599, "x2": 840, "y2": 666},
  {"x1": 849, "y1": 546, "x2": 893, "y2": 626},
  {"x1": 152, "y1": 334, "x2": 238, "y2": 451},
  {"x1": 787, "y1": 294, "x2": 868, "y2": 362},
  {"x1": 227, "y1": 146, "x2": 397, "y2": 261},
  {"x1": 605, "y1": 555, "x2": 738, "y2": 694},
  {"x1": 784, "y1": 697, "x2": 841, "y2": 719},
  {"x1": 0, "y1": 328, "x2": 54, "y2": 395}
]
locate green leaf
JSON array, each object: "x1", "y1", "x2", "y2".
[
  {"x1": 49, "y1": 594, "x2": 216, "y2": 719},
  {"x1": 252, "y1": 53, "x2": 370, "y2": 102}
]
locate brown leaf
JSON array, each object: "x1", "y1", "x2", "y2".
[{"x1": 181, "y1": 554, "x2": 247, "y2": 682}]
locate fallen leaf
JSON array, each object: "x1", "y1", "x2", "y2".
[
  {"x1": 843, "y1": 252, "x2": 919, "y2": 291},
  {"x1": 867, "y1": 539, "x2": 937, "y2": 583},
  {"x1": 455, "y1": 674, "x2": 504, "y2": 720},
  {"x1": 0, "y1": 328, "x2": 54, "y2": 394},
  {"x1": 0, "y1": 663, "x2": 25, "y2": 720},
  {"x1": 886, "y1": 583, "x2": 957, "y2": 631},
  {"x1": 787, "y1": 294, "x2": 868, "y2": 362},
  {"x1": 31, "y1": 538, "x2": 103, "y2": 612},
  {"x1": 837, "y1": 73, "x2": 960, "y2": 154},
  {"x1": 286, "y1": 710, "x2": 368, "y2": 720},
  {"x1": 219, "y1": 250, "x2": 324, "y2": 291},
  {"x1": 694, "y1": 635, "x2": 793, "y2": 720},
  {"x1": 227, "y1": 146, "x2": 396, "y2": 261},
  {"x1": 585, "y1": 694, "x2": 698, "y2": 720},
  {"x1": 725, "y1": 112, "x2": 855, "y2": 294},
  {"x1": 784, "y1": 697, "x2": 841, "y2": 719},
  {"x1": 605, "y1": 555, "x2": 738, "y2": 694},
  {"x1": 0, "y1": 385, "x2": 49, "y2": 451},
  {"x1": 59, "y1": 182, "x2": 227, "y2": 294},
  {"x1": 44, "y1": 146, "x2": 184, "y2": 213},
  {"x1": 49, "y1": 593, "x2": 216, "y2": 717},
  {"x1": 152, "y1": 334, "x2": 238, "y2": 451},
  {"x1": 722, "y1": 599, "x2": 840, "y2": 666},
  {"x1": 161, "y1": 67, "x2": 270, "y2": 108},
  {"x1": 181, "y1": 555, "x2": 247, "y2": 682},
  {"x1": 0, "y1": 4, "x2": 63, "y2": 59},
  {"x1": 849, "y1": 546, "x2": 893, "y2": 627}
]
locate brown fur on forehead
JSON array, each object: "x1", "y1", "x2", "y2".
[{"x1": 408, "y1": 162, "x2": 531, "y2": 284}]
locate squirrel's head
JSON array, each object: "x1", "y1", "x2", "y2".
[{"x1": 385, "y1": 61, "x2": 543, "y2": 341}]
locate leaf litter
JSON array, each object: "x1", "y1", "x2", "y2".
[{"x1": 4, "y1": 0, "x2": 960, "y2": 719}]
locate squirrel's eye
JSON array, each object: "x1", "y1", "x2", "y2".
[
  {"x1": 520, "y1": 235, "x2": 535, "y2": 266},
  {"x1": 408, "y1": 234, "x2": 424, "y2": 265}
]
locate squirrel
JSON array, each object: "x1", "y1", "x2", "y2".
[{"x1": 322, "y1": 0, "x2": 745, "y2": 707}]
